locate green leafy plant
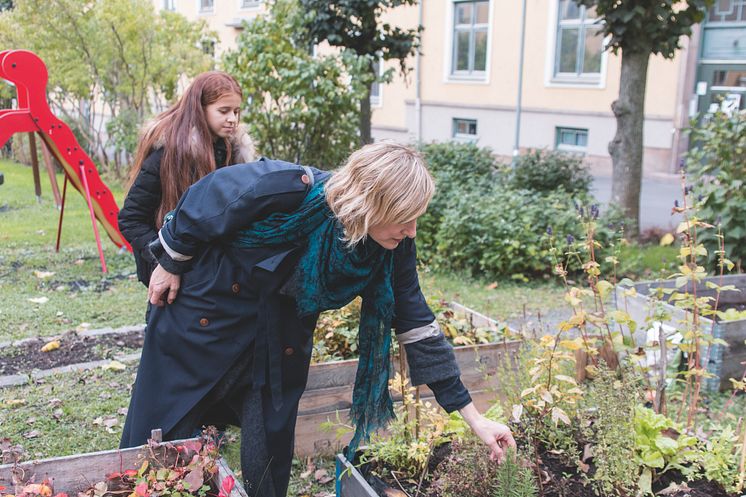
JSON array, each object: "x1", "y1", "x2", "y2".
[
  {"x1": 509, "y1": 149, "x2": 592, "y2": 196},
  {"x1": 416, "y1": 141, "x2": 499, "y2": 257},
  {"x1": 687, "y1": 110, "x2": 746, "y2": 272},
  {"x1": 364, "y1": 372, "x2": 449, "y2": 480},
  {"x1": 633, "y1": 405, "x2": 699, "y2": 495},
  {"x1": 578, "y1": 367, "x2": 642, "y2": 496}
]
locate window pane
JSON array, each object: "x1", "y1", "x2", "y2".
[
  {"x1": 559, "y1": 0, "x2": 581, "y2": 20},
  {"x1": 454, "y1": 119, "x2": 477, "y2": 136},
  {"x1": 576, "y1": 131, "x2": 588, "y2": 147},
  {"x1": 582, "y1": 27, "x2": 603, "y2": 73},
  {"x1": 474, "y1": 30, "x2": 487, "y2": 71},
  {"x1": 558, "y1": 28, "x2": 579, "y2": 73},
  {"x1": 455, "y1": 31, "x2": 471, "y2": 71},
  {"x1": 475, "y1": 1, "x2": 489, "y2": 24},
  {"x1": 201, "y1": 0, "x2": 213, "y2": 9},
  {"x1": 713, "y1": 69, "x2": 746, "y2": 87},
  {"x1": 371, "y1": 64, "x2": 381, "y2": 98},
  {"x1": 455, "y1": 3, "x2": 472, "y2": 25}
]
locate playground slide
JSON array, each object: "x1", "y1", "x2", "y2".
[{"x1": 0, "y1": 49, "x2": 131, "y2": 252}]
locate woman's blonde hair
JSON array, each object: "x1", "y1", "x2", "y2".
[{"x1": 325, "y1": 141, "x2": 435, "y2": 246}]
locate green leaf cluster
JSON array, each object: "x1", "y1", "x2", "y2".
[
  {"x1": 634, "y1": 406, "x2": 699, "y2": 495},
  {"x1": 509, "y1": 149, "x2": 592, "y2": 196},
  {"x1": 686, "y1": 110, "x2": 746, "y2": 271},
  {"x1": 223, "y1": 0, "x2": 365, "y2": 169}
]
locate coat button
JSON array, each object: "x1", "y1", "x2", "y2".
[
  {"x1": 231, "y1": 283, "x2": 240, "y2": 293},
  {"x1": 284, "y1": 347, "x2": 295, "y2": 356},
  {"x1": 199, "y1": 318, "x2": 209, "y2": 327}
]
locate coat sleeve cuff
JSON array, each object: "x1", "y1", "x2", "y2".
[
  {"x1": 148, "y1": 237, "x2": 192, "y2": 275},
  {"x1": 403, "y1": 333, "x2": 460, "y2": 385},
  {"x1": 428, "y1": 376, "x2": 472, "y2": 413}
]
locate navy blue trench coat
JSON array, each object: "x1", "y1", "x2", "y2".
[{"x1": 120, "y1": 159, "x2": 469, "y2": 497}]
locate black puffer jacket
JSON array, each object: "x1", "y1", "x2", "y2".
[{"x1": 119, "y1": 128, "x2": 255, "y2": 286}]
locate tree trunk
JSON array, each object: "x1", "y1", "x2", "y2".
[
  {"x1": 359, "y1": 82, "x2": 373, "y2": 145},
  {"x1": 609, "y1": 49, "x2": 650, "y2": 239}
]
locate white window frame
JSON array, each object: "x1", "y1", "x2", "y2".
[
  {"x1": 452, "y1": 118, "x2": 479, "y2": 141},
  {"x1": 444, "y1": 0, "x2": 493, "y2": 84},
  {"x1": 162, "y1": 0, "x2": 176, "y2": 11},
  {"x1": 544, "y1": 0, "x2": 608, "y2": 88},
  {"x1": 198, "y1": 0, "x2": 214, "y2": 14},
  {"x1": 238, "y1": 0, "x2": 261, "y2": 10},
  {"x1": 555, "y1": 126, "x2": 589, "y2": 153},
  {"x1": 370, "y1": 57, "x2": 384, "y2": 108}
]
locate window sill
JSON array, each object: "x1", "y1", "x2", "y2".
[
  {"x1": 556, "y1": 145, "x2": 587, "y2": 155},
  {"x1": 452, "y1": 134, "x2": 479, "y2": 143},
  {"x1": 447, "y1": 73, "x2": 488, "y2": 84},
  {"x1": 547, "y1": 76, "x2": 603, "y2": 89}
]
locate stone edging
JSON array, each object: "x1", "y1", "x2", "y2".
[{"x1": 0, "y1": 324, "x2": 145, "y2": 389}]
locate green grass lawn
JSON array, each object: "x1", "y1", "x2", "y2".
[{"x1": 0, "y1": 159, "x2": 146, "y2": 342}]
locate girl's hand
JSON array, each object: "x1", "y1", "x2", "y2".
[
  {"x1": 148, "y1": 264, "x2": 181, "y2": 306},
  {"x1": 459, "y1": 402, "x2": 517, "y2": 463}
]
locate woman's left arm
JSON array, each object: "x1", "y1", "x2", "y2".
[{"x1": 392, "y1": 238, "x2": 515, "y2": 462}]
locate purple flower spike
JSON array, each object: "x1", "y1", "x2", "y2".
[{"x1": 566, "y1": 234, "x2": 575, "y2": 244}]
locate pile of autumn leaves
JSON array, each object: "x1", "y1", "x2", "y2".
[{"x1": 0, "y1": 431, "x2": 234, "y2": 497}]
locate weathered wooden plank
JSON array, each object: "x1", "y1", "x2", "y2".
[{"x1": 0, "y1": 440, "x2": 246, "y2": 497}]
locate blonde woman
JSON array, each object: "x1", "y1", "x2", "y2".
[{"x1": 120, "y1": 142, "x2": 515, "y2": 497}]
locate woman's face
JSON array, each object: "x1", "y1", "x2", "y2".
[
  {"x1": 368, "y1": 219, "x2": 418, "y2": 250},
  {"x1": 204, "y1": 93, "x2": 242, "y2": 139}
]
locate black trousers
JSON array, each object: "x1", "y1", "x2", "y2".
[{"x1": 165, "y1": 347, "x2": 292, "y2": 497}]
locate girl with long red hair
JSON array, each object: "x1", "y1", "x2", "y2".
[{"x1": 119, "y1": 71, "x2": 255, "y2": 286}]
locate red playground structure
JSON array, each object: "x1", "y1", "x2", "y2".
[{"x1": 0, "y1": 50, "x2": 132, "y2": 272}]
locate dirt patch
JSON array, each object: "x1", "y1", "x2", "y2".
[{"x1": 0, "y1": 330, "x2": 144, "y2": 375}]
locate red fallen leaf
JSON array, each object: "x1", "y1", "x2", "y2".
[
  {"x1": 53, "y1": 493, "x2": 68, "y2": 497},
  {"x1": 218, "y1": 476, "x2": 235, "y2": 497},
  {"x1": 181, "y1": 441, "x2": 202, "y2": 454},
  {"x1": 134, "y1": 483, "x2": 148, "y2": 497},
  {"x1": 105, "y1": 472, "x2": 122, "y2": 480},
  {"x1": 123, "y1": 470, "x2": 138, "y2": 477}
]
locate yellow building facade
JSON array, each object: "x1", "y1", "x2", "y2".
[{"x1": 155, "y1": 0, "x2": 746, "y2": 174}]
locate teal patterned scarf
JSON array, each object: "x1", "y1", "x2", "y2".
[{"x1": 232, "y1": 181, "x2": 395, "y2": 457}]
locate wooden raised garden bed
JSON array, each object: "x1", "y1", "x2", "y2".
[
  {"x1": 0, "y1": 432, "x2": 246, "y2": 497},
  {"x1": 295, "y1": 302, "x2": 522, "y2": 456},
  {"x1": 616, "y1": 274, "x2": 746, "y2": 391}
]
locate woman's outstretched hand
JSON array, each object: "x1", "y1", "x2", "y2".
[
  {"x1": 459, "y1": 402, "x2": 517, "y2": 463},
  {"x1": 148, "y1": 264, "x2": 181, "y2": 306}
]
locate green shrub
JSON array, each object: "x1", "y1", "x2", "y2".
[
  {"x1": 432, "y1": 188, "x2": 582, "y2": 279},
  {"x1": 510, "y1": 149, "x2": 592, "y2": 195},
  {"x1": 687, "y1": 111, "x2": 746, "y2": 271},
  {"x1": 417, "y1": 142, "x2": 501, "y2": 256}
]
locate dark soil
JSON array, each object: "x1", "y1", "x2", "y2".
[
  {"x1": 357, "y1": 442, "x2": 739, "y2": 497},
  {"x1": 0, "y1": 330, "x2": 144, "y2": 375}
]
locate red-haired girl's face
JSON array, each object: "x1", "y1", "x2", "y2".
[{"x1": 205, "y1": 93, "x2": 241, "y2": 139}]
